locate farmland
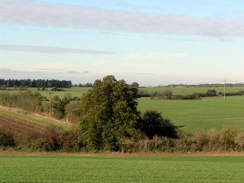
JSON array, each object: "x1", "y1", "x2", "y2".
[
  {"x1": 1, "y1": 86, "x2": 244, "y2": 133},
  {"x1": 138, "y1": 96, "x2": 244, "y2": 133},
  {"x1": 0, "y1": 107, "x2": 72, "y2": 130},
  {"x1": 0, "y1": 155, "x2": 244, "y2": 183},
  {"x1": 1, "y1": 86, "x2": 244, "y2": 182}
]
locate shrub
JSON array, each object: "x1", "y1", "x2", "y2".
[
  {"x1": 220, "y1": 127, "x2": 239, "y2": 150},
  {"x1": 16, "y1": 131, "x2": 44, "y2": 151},
  {"x1": 0, "y1": 128, "x2": 15, "y2": 147},
  {"x1": 207, "y1": 128, "x2": 222, "y2": 151},
  {"x1": 235, "y1": 132, "x2": 244, "y2": 151},
  {"x1": 42, "y1": 129, "x2": 63, "y2": 151},
  {"x1": 192, "y1": 129, "x2": 208, "y2": 151},
  {"x1": 41, "y1": 128, "x2": 78, "y2": 152},
  {"x1": 138, "y1": 110, "x2": 178, "y2": 139}
]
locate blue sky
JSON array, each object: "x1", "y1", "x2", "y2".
[{"x1": 0, "y1": 0, "x2": 244, "y2": 86}]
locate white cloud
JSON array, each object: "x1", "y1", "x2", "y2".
[
  {"x1": 1, "y1": 0, "x2": 244, "y2": 36},
  {"x1": 0, "y1": 45, "x2": 115, "y2": 54}
]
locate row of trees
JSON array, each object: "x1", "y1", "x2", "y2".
[
  {"x1": 167, "y1": 83, "x2": 244, "y2": 87},
  {"x1": 0, "y1": 79, "x2": 72, "y2": 88},
  {"x1": 138, "y1": 89, "x2": 244, "y2": 100}
]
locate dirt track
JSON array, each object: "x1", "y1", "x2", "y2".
[{"x1": 0, "y1": 113, "x2": 47, "y2": 137}]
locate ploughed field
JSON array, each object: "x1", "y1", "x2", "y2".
[
  {"x1": 0, "y1": 155, "x2": 244, "y2": 183},
  {"x1": 0, "y1": 113, "x2": 47, "y2": 137}
]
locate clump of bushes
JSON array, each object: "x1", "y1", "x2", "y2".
[
  {"x1": 41, "y1": 128, "x2": 78, "y2": 152},
  {"x1": 0, "y1": 127, "x2": 15, "y2": 148},
  {"x1": 0, "y1": 90, "x2": 43, "y2": 113},
  {"x1": 11, "y1": 127, "x2": 78, "y2": 152},
  {"x1": 119, "y1": 127, "x2": 244, "y2": 153}
]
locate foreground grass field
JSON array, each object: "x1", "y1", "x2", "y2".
[
  {"x1": 138, "y1": 96, "x2": 244, "y2": 133},
  {"x1": 0, "y1": 155, "x2": 244, "y2": 182}
]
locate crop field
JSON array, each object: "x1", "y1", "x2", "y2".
[
  {"x1": 1, "y1": 87, "x2": 244, "y2": 133},
  {"x1": 138, "y1": 96, "x2": 244, "y2": 133},
  {"x1": 0, "y1": 155, "x2": 244, "y2": 183}
]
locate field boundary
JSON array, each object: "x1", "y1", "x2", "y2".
[{"x1": 1, "y1": 151, "x2": 244, "y2": 157}]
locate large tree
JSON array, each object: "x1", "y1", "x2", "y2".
[{"x1": 78, "y1": 75, "x2": 140, "y2": 151}]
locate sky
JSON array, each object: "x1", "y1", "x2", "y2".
[{"x1": 0, "y1": 0, "x2": 244, "y2": 86}]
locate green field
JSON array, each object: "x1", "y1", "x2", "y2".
[
  {"x1": 1, "y1": 87, "x2": 244, "y2": 133},
  {"x1": 138, "y1": 96, "x2": 244, "y2": 133},
  {"x1": 0, "y1": 155, "x2": 244, "y2": 182}
]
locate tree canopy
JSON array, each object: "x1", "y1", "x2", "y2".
[{"x1": 78, "y1": 75, "x2": 140, "y2": 150}]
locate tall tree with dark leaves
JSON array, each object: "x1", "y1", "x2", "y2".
[{"x1": 79, "y1": 75, "x2": 140, "y2": 151}]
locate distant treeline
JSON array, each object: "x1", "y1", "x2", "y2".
[
  {"x1": 139, "y1": 89, "x2": 244, "y2": 99},
  {"x1": 73, "y1": 83, "x2": 93, "y2": 87},
  {"x1": 0, "y1": 79, "x2": 72, "y2": 88},
  {"x1": 0, "y1": 79, "x2": 95, "y2": 88},
  {"x1": 166, "y1": 83, "x2": 244, "y2": 87}
]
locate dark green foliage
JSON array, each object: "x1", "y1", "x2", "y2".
[
  {"x1": 52, "y1": 97, "x2": 71, "y2": 119},
  {"x1": 206, "y1": 89, "x2": 217, "y2": 97},
  {"x1": 0, "y1": 78, "x2": 72, "y2": 88},
  {"x1": 130, "y1": 82, "x2": 139, "y2": 89},
  {"x1": 79, "y1": 75, "x2": 140, "y2": 151},
  {"x1": 0, "y1": 128, "x2": 15, "y2": 147},
  {"x1": 138, "y1": 110, "x2": 178, "y2": 139}
]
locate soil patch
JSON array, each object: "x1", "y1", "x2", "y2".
[{"x1": 0, "y1": 113, "x2": 47, "y2": 138}]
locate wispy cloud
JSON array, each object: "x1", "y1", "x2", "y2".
[
  {"x1": 0, "y1": 67, "x2": 17, "y2": 73},
  {"x1": 1, "y1": 0, "x2": 244, "y2": 36},
  {"x1": 147, "y1": 52, "x2": 187, "y2": 59},
  {"x1": 0, "y1": 45, "x2": 116, "y2": 54},
  {"x1": 125, "y1": 52, "x2": 188, "y2": 60},
  {"x1": 114, "y1": 2, "x2": 146, "y2": 10},
  {"x1": 66, "y1": 70, "x2": 89, "y2": 74}
]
